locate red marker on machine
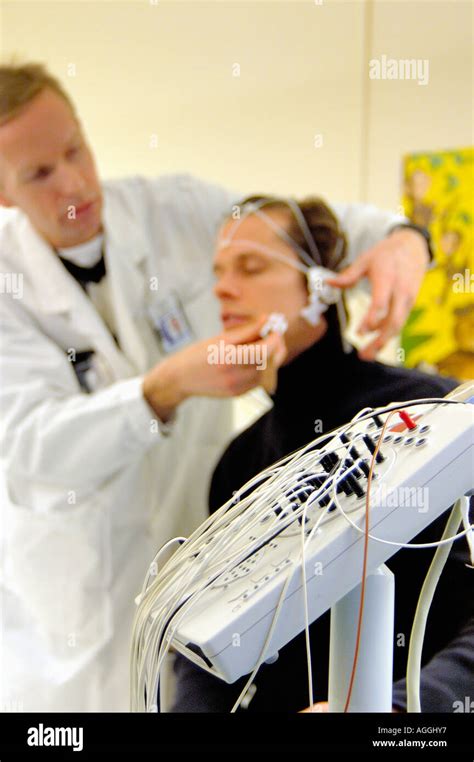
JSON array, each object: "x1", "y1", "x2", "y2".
[{"x1": 398, "y1": 410, "x2": 417, "y2": 430}]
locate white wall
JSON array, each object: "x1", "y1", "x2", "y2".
[
  {"x1": 366, "y1": 0, "x2": 473, "y2": 210},
  {"x1": 0, "y1": 0, "x2": 365, "y2": 202},
  {"x1": 1, "y1": 0, "x2": 471, "y2": 209},
  {"x1": 0, "y1": 0, "x2": 472, "y2": 360}
]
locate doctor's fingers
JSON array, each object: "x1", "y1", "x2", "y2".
[
  {"x1": 300, "y1": 702, "x2": 329, "y2": 713},
  {"x1": 221, "y1": 336, "x2": 285, "y2": 397},
  {"x1": 213, "y1": 362, "x2": 275, "y2": 397},
  {"x1": 261, "y1": 331, "x2": 287, "y2": 367},
  {"x1": 358, "y1": 292, "x2": 413, "y2": 360},
  {"x1": 326, "y1": 251, "x2": 371, "y2": 289},
  {"x1": 357, "y1": 260, "x2": 396, "y2": 336},
  {"x1": 357, "y1": 252, "x2": 416, "y2": 339}
]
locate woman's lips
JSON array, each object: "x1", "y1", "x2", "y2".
[{"x1": 221, "y1": 314, "x2": 250, "y2": 329}]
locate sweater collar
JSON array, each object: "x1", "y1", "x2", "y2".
[{"x1": 274, "y1": 325, "x2": 353, "y2": 406}]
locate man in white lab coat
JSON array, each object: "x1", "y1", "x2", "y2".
[{"x1": 0, "y1": 63, "x2": 431, "y2": 712}]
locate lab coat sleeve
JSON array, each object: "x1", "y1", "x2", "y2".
[
  {"x1": 143, "y1": 173, "x2": 242, "y2": 245},
  {"x1": 0, "y1": 294, "x2": 164, "y2": 491},
  {"x1": 331, "y1": 202, "x2": 407, "y2": 266},
  {"x1": 174, "y1": 174, "x2": 242, "y2": 238}
]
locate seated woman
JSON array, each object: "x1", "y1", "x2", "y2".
[{"x1": 171, "y1": 195, "x2": 473, "y2": 713}]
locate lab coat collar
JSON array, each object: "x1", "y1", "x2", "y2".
[
  {"x1": 101, "y1": 185, "x2": 156, "y2": 373},
  {"x1": 17, "y1": 213, "x2": 83, "y2": 315},
  {"x1": 101, "y1": 185, "x2": 148, "y2": 267},
  {"x1": 15, "y1": 184, "x2": 150, "y2": 315},
  {"x1": 14, "y1": 186, "x2": 155, "y2": 374}
]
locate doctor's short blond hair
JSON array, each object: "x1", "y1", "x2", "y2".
[{"x1": 0, "y1": 61, "x2": 77, "y2": 126}]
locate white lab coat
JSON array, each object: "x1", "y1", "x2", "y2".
[{"x1": 0, "y1": 173, "x2": 404, "y2": 712}]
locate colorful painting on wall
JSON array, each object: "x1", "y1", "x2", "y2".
[{"x1": 400, "y1": 147, "x2": 474, "y2": 380}]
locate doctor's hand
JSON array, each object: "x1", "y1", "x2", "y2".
[
  {"x1": 300, "y1": 702, "x2": 329, "y2": 713},
  {"x1": 142, "y1": 316, "x2": 287, "y2": 422},
  {"x1": 300, "y1": 702, "x2": 402, "y2": 713},
  {"x1": 327, "y1": 227, "x2": 430, "y2": 360}
]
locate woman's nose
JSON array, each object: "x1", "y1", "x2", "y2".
[{"x1": 213, "y1": 272, "x2": 240, "y2": 299}]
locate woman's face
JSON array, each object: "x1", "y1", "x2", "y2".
[{"x1": 213, "y1": 209, "x2": 327, "y2": 359}]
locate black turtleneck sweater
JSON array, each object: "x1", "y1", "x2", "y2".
[{"x1": 172, "y1": 329, "x2": 473, "y2": 713}]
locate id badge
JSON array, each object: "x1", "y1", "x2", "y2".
[{"x1": 148, "y1": 292, "x2": 194, "y2": 354}]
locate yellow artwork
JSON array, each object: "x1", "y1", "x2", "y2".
[{"x1": 401, "y1": 147, "x2": 474, "y2": 380}]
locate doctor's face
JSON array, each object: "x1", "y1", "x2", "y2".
[
  {"x1": 0, "y1": 88, "x2": 102, "y2": 249},
  {"x1": 213, "y1": 211, "x2": 327, "y2": 360}
]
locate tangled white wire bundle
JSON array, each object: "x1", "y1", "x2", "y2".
[{"x1": 130, "y1": 396, "x2": 473, "y2": 713}]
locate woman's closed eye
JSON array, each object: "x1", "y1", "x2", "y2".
[{"x1": 239, "y1": 254, "x2": 268, "y2": 274}]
